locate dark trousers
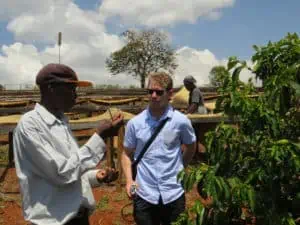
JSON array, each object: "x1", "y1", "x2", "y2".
[
  {"x1": 31, "y1": 208, "x2": 90, "y2": 225},
  {"x1": 65, "y1": 207, "x2": 90, "y2": 225},
  {"x1": 133, "y1": 194, "x2": 185, "y2": 225}
]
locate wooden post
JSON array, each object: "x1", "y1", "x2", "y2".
[
  {"x1": 105, "y1": 137, "x2": 113, "y2": 168},
  {"x1": 116, "y1": 125, "x2": 125, "y2": 192},
  {"x1": 8, "y1": 131, "x2": 14, "y2": 168}
]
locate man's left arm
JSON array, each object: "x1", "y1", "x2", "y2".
[
  {"x1": 182, "y1": 142, "x2": 196, "y2": 167},
  {"x1": 180, "y1": 118, "x2": 197, "y2": 167}
]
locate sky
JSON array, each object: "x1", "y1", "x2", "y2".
[{"x1": 0, "y1": 0, "x2": 299, "y2": 89}]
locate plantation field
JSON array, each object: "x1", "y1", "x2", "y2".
[
  {"x1": 0, "y1": 166, "x2": 200, "y2": 225},
  {"x1": 0, "y1": 87, "x2": 225, "y2": 225}
]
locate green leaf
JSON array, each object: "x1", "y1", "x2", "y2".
[
  {"x1": 291, "y1": 142, "x2": 300, "y2": 149},
  {"x1": 227, "y1": 56, "x2": 239, "y2": 71},
  {"x1": 232, "y1": 66, "x2": 244, "y2": 85},
  {"x1": 291, "y1": 81, "x2": 300, "y2": 97},
  {"x1": 247, "y1": 188, "x2": 256, "y2": 211},
  {"x1": 253, "y1": 45, "x2": 259, "y2": 51},
  {"x1": 197, "y1": 206, "x2": 206, "y2": 225}
]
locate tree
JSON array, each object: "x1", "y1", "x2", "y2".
[
  {"x1": 106, "y1": 29, "x2": 178, "y2": 88},
  {"x1": 209, "y1": 65, "x2": 230, "y2": 87}
]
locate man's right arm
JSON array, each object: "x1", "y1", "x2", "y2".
[
  {"x1": 13, "y1": 115, "x2": 123, "y2": 187},
  {"x1": 186, "y1": 89, "x2": 201, "y2": 114},
  {"x1": 186, "y1": 103, "x2": 198, "y2": 114},
  {"x1": 122, "y1": 119, "x2": 138, "y2": 198},
  {"x1": 121, "y1": 147, "x2": 137, "y2": 198},
  {"x1": 13, "y1": 121, "x2": 107, "y2": 187}
]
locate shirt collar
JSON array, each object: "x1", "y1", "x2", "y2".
[
  {"x1": 35, "y1": 103, "x2": 67, "y2": 125},
  {"x1": 146, "y1": 105, "x2": 174, "y2": 122}
]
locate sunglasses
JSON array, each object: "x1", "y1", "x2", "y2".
[{"x1": 147, "y1": 89, "x2": 166, "y2": 96}]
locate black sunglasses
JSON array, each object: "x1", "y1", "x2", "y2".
[{"x1": 147, "y1": 89, "x2": 166, "y2": 96}]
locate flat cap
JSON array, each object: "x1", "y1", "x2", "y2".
[
  {"x1": 183, "y1": 75, "x2": 197, "y2": 84},
  {"x1": 36, "y1": 63, "x2": 92, "y2": 87}
]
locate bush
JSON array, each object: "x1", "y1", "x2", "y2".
[{"x1": 176, "y1": 33, "x2": 300, "y2": 225}]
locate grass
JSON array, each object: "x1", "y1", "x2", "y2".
[
  {"x1": 112, "y1": 190, "x2": 127, "y2": 202},
  {"x1": 122, "y1": 204, "x2": 133, "y2": 216},
  {"x1": 0, "y1": 145, "x2": 8, "y2": 164},
  {"x1": 112, "y1": 219, "x2": 124, "y2": 225},
  {"x1": 96, "y1": 195, "x2": 111, "y2": 211}
]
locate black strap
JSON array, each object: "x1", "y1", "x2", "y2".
[{"x1": 132, "y1": 117, "x2": 169, "y2": 167}]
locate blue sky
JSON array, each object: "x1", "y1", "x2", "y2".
[
  {"x1": 0, "y1": 0, "x2": 299, "y2": 87},
  {"x1": 169, "y1": 0, "x2": 300, "y2": 59},
  {"x1": 74, "y1": 0, "x2": 300, "y2": 59}
]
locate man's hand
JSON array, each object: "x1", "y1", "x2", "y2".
[
  {"x1": 96, "y1": 113, "x2": 124, "y2": 137},
  {"x1": 126, "y1": 180, "x2": 138, "y2": 199},
  {"x1": 96, "y1": 167, "x2": 119, "y2": 183},
  {"x1": 180, "y1": 109, "x2": 186, "y2": 113}
]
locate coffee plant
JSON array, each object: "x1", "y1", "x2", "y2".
[{"x1": 175, "y1": 33, "x2": 300, "y2": 225}]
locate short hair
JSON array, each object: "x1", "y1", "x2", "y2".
[{"x1": 148, "y1": 72, "x2": 173, "y2": 90}]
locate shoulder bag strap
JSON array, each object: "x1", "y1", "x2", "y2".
[{"x1": 132, "y1": 117, "x2": 169, "y2": 167}]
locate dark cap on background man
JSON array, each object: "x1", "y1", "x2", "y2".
[
  {"x1": 36, "y1": 63, "x2": 92, "y2": 87},
  {"x1": 183, "y1": 75, "x2": 197, "y2": 84}
]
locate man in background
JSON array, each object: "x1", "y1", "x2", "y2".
[
  {"x1": 121, "y1": 72, "x2": 196, "y2": 225},
  {"x1": 183, "y1": 75, "x2": 207, "y2": 114},
  {"x1": 13, "y1": 63, "x2": 123, "y2": 225},
  {"x1": 183, "y1": 75, "x2": 207, "y2": 162}
]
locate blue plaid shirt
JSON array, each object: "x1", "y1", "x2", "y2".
[{"x1": 124, "y1": 105, "x2": 196, "y2": 204}]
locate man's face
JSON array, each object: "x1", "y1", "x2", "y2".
[
  {"x1": 184, "y1": 82, "x2": 194, "y2": 91},
  {"x1": 147, "y1": 79, "x2": 172, "y2": 111},
  {"x1": 50, "y1": 83, "x2": 77, "y2": 112}
]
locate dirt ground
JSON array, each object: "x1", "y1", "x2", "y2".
[{"x1": 0, "y1": 168, "x2": 199, "y2": 225}]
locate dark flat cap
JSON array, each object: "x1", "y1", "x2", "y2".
[
  {"x1": 36, "y1": 63, "x2": 92, "y2": 87},
  {"x1": 183, "y1": 75, "x2": 197, "y2": 84}
]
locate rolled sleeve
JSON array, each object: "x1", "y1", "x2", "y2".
[
  {"x1": 180, "y1": 119, "x2": 196, "y2": 144},
  {"x1": 84, "y1": 169, "x2": 101, "y2": 188},
  {"x1": 14, "y1": 122, "x2": 106, "y2": 187},
  {"x1": 123, "y1": 120, "x2": 136, "y2": 149},
  {"x1": 80, "y1": 133, "x2": 106, "y2": 171}
]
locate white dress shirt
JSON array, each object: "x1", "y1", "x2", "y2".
[{"x1": 13, "y1": 103, "x2": 106, "y2": 225}]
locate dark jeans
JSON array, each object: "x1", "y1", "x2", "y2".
[{"x1": 133, "y1": 194, "x2": 185, "y2": 225}]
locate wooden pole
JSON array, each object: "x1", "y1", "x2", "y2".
[
  {"x1": 58, "y1": 32, "x2": 62, "y2": 64},
  {"x1": 105, "y1": 137, "x2": 112, "y2": 168},
  {"x1": 116, "y1": 125, "x2": 125, "y2": 192},
  {"x1": 8, "y1": 131, "x2": 14, "y2": 168}
]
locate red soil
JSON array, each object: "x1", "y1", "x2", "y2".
[{"x1": 0, "y1": 168, "x2": 199, "y2": 225}]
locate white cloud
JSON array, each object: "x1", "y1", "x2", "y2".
[
  {"x1": 0, "y1": 43, "x2": 42, "y2": 88},
  {"x1": 0, "y1": 0, "x2": 59, "y2": 21},
  {"x1": 99, "y1": 0, "x2": 235, "y2": 27},
  {"x1": 0, "y1": 43, "x2": 260, "y2": 88},
  {"x1": 0, "y1": 0, "x2": 259, "y2": 89},
  {"x1": 0, "y1": 0, "x2": 130, "y2": 88},
  {"x1": 174, "y1": 46, "x2": 261, "y2": 87},
  {"x1": 7, "y1": 2, "x2": 106, "y2": 44}
]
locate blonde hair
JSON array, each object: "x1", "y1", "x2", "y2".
[{"x1": 148, "y1": 72, "x2": 173, "y2": 90}]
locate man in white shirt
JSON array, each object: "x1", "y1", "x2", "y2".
[{"x1": 13, "y1": 63, "x2": 123, "y2": 225}]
